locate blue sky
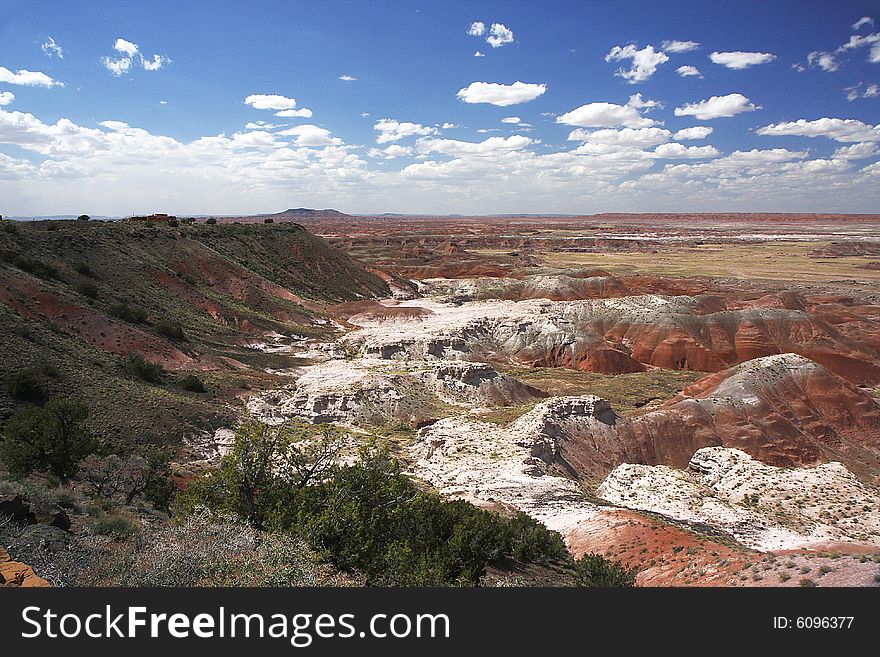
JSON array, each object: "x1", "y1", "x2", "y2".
[{"x1": 1, "y1": 0, "x2": 879, "y2": 215}]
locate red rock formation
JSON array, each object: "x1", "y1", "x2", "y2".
[{"x1": 0, "y1": 548, "x2": 49, "y2": 587}]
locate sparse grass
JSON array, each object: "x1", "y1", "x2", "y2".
[{"x1": 499, "y1": 366, "x2": 703, "y2": 415}]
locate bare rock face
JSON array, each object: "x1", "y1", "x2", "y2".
[
  {"x1": 342, "y1": 296, "x2": 880, "y2": 382},
  {"x1": 248, "y1": 359, "x2": 545, "y2": 429},
  {"x1": 598, "y1": 447, "x2": 880, "y2": 551},
  {"x1": 0, "y1": 547, "x2": 50, "y2": 588},
  {"x1": 423, "y1": 362, "x2": 547, "y2": 406}
]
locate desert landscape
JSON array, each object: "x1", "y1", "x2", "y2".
[{"x1": 2, "y1": 209, "x2": 879, "y2": 587}]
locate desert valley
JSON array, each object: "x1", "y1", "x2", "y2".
[{"x1": 2, "y1": 209, "x2": 880, "y2": 587}]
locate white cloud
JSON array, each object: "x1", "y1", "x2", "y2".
[
  {"x1": 467, "y1": 21, "x2": 486, "y2": 37},
  {"x1": 653, "y1": 143, "x2": 720, "y2": 159},
  {"x1": 486, "y1": 23, "x2": 514, "y2": 48},
  {"x1": 102, "y1": 57, "x2": 131, "y2": 77},
  {"x1": 369, "y1": 144, "x2": 413, "y2": 159},
  {"x1": 441, "y1": 122, "x2": 457, "y2": 129},
  {"x1": 245, "y1": 120, "x2": 283, "y2": 131},
  {"x1": 845, "y1": 82, "x2": 880, "y2": 101},
  {"x1": 853, "y1": 17, "x2": 874, "y2": 30},
  {"x1": 709, "y1": 51, "x2": 776, "y2": 69},
  {"x1": 416, "y1": 135, "x2": 534, "y2": 157},
  {"x1": 276, "y1": 124, "x2": 342, "y2": 146},
  {"x1": 245, "y1": 94, "x2": 298, "y2": 111},
  {"x1": 0, "y1": 91, "x2": 14, "y2": 106},
  {"x1": 567, "y1": 127, "x2": 671, "y2": 149},
  {"x1": 0, "y1": 66, "x2": 63, "y2": 88},
  {"x1": 557, "y1": 101, "x2": 658, "y2": 128},
  {"x1": 662, "y1": 40, "x2": 700, "y2": 53},
  {"x1": 501, "y1": 116, "x2": 521, "y2": 124},
  {"x1": 374, "y1": 119, "x2": 437, "y2": 143},
  {"x1": 114, "y1": 38, "x2": 139, "y2": 57},
  {"x1": 102, "y1": 39, "x2": 170, "y2": 76},
  {"x1": 474, "y1": 51, "x2": 485, "y2": 58},
  {"x1": 141, "y1": 54, "x2": 169, "y2": 71},
  {"x1": 98, "y1": 120, "x2": 129, "y2": 130},
  {"x1": 605, "y1": 44, "x2": 669, "y2": 83},
  {"x1": 833, "y1": 142, "x2": 878, "y2": 160},
  {"x1": 41, "y1": 37, "x2": 63, "y2": 59},
  {"x1": 807, "y1": 51, "x2": 839, "y2": 72},
  {"x1": 676, "y1": 65, "x2": 702, "y2": 77},
  {"x1": 674, "y1": 93, "x2": 758, "y2": 119},
  {"x1": 756, "y1": 117, "x2": 880, "y2": 142},
  {"x1": 456, "y1": 81, "x2": 547, "y2": 106},
  {"x1": 338, "y1": 74, "x2": 357, "y2": 81},
  {"x1": 626, "y1": 93, "x2": 662, "y2": 111},
  {"x1": 275, "y1": 108, "x2": 313, "y2": 118},
  {"x1": 673, "y1": 126, "x2": 713, "y2": 140}
]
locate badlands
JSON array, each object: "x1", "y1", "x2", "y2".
[{"x1": 240, "y1": 212, "x2": 880, "y2": 587}]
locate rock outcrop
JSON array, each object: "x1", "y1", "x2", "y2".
[
  {"x1": 0, "y1": 547, "x2": 50, "y2": 587},
  {"x1": 598, "y1": 447, "x2": 880, "y2": 551}
]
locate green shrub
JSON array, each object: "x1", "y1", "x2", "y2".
[
  {"x1": 77, "y1": 214, "x2": 90, "y2": 221},
  {"x1": 179, "y1": 374, "x2": 206, "y2": 393},
  {"x1": 109, "y1": 303, "x2": 148, "y2": 323},
  {"x1": 0, "y1": 397, "x2": 95, "y2": 480},
  {"x1": 4, "y1": 253, "x2": 58, "y2": 279},
  {"x1": 155, "y1": 320, "x2": 186, "y2": 341},
  {"x1": 122, "y1": 353, "x2": 165, "y2": 384},
  {"x1": 75, "y1": 281, "x2": 100, "y2": 299},
  {"x1": 574, "y1": 553, "x2": 639, "y2": 587},
  {"x1": 205, "y1": 217, "x2": 217, "y2": 225},
  {"x1": 181, "y1": 425, "x2": 569, "y2": 586},
  {"x1": 74, "y1": 262, "x2": 94, "y2": 277},
  {"x1": 7, "y1": 369, "x2": 47, "y2": 403},
  {"x1": 90, "y1": 514, "x2": 139, "y2": 539}
]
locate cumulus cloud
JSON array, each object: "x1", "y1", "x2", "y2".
[
  {"x1": 605, "y1": 44, "x2": 669, "y2": 83},
  {"x1": 467, "y1": 21, "x2": 486, "y2": 36},
  {"x1": 676, "y1": 65, "x2": 702, "y2": 77},
  {"x1": 673, "y1": 126, "x2": 713, "y2": 140},
  {"x1": 101, "y1": 38, "x2": 170, "y2": 76},
  {"x1": 626, "y1": 93, "x2": 663, "y2": 111},
  {"x1": 662, "y1": 40, "x2": 700, "y2": 53},
  {"x1": 115, "y1": 38, "x2": 139, "y2": 57},
  {"x1": 374, "y1": 119, "x2": 437, "y2": 143},
  {"x1": 653, "y1": 143, "x2": 720, "y2": 159},
  {"x1": 487, "y1": 23, "x2": 514, "y2": 48},
  {"x1": 338, "y1": 74, "x2": 357, "y2": 81},
  {"x1": 756, "y1": 117, "x2": 880, "y2": 142},
  {"x1": 369, "y1": 144, "x2": 413, "y2": 159},
  {"x1": 853, "y1": 17, "x2": 874, "y2": 30},
  {"x1": 501, "y1": 116, "x2": 521, "y2": 124},
  {"x1": 567, "y1": 127, "x2": 672, "y2": 149},
  {"x1": 0, "y1": 91, "x2": 14, "y2": 106},
  {"x1": 0, "y1": 66, "x2": 63, "y2": 88},
  {"x1": 674, "y1": 93, "x2": 758, "y2": 119},
  {"x1": 41, "y1": 37, "x2": 63, "y2": 59},
  {"x1": 456, "y1": 81, "x2": 547, "y2": 106},
  {"x1": 276, "y1": 124, "x2": 342, "y2": 146},
  {"x1": 557, "y1": 101, "x2": 658, "y2": 129},
  {"x1": 275, "y1": 108, "x2": 313, "y2": 118},
  {"x1": 474, "y1": 51, "x2": 485, "y2": 58},
  {"x1": 833, "y1": 142, "x2": 878, "y2": 160},
  {"x1": 245, "y1": 94, "x2": 298, "y2": 111},
  {"x1": 416, "y1": 135, "x2": 534, "y2": 157},
  {"x1": 709, "y1": 51, "x2": 776, "y2": 69}
]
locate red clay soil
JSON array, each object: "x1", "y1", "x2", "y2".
[
  {"x1": 565, "y1": 509, "x2": 880, "y2": 587},
  {"x1": 0, "y1": 270, "x2": 192, "y2": 368}
]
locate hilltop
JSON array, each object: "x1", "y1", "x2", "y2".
[{"x1": 0, "y1": 218, "x2": 388, "y2": 447}]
